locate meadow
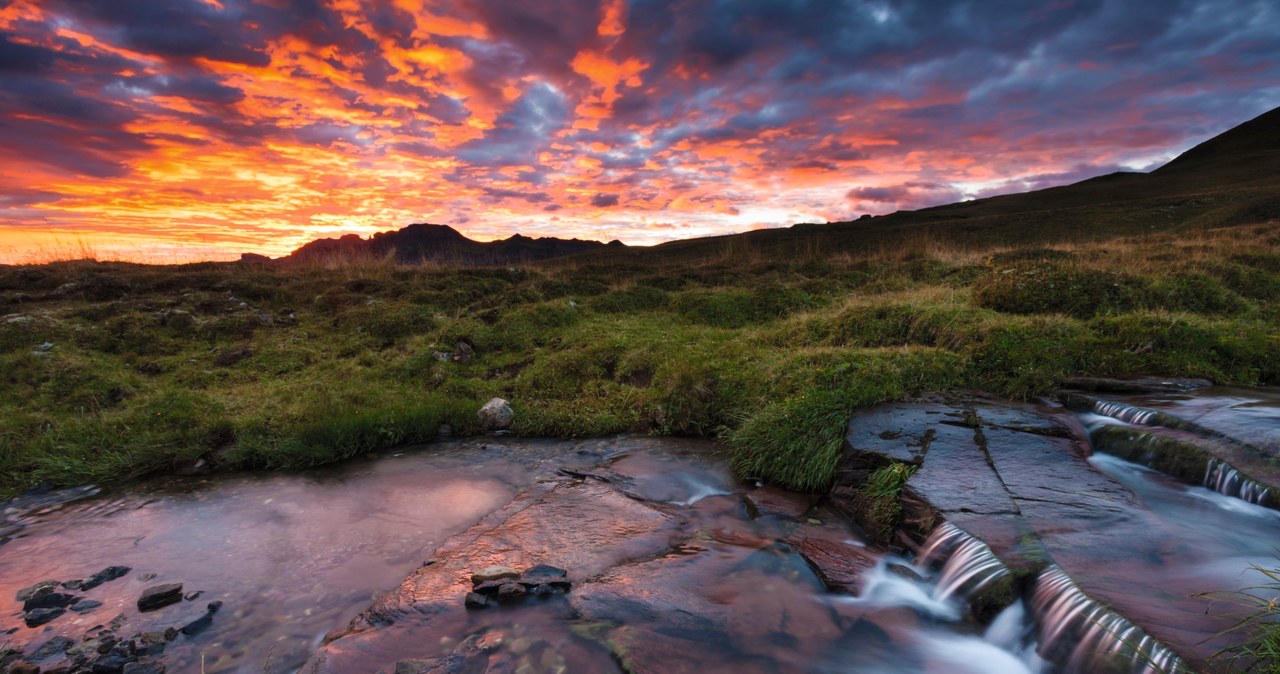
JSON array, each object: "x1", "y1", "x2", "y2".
[{"x1": 2, "y1": 220, "x2": 1277, "y2": 498}]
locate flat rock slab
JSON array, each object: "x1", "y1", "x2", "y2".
[
  {"x1": 304, "y1": 479, "x2": 682, "y2": 674},
  {"x1": 1070, "y1": 390, "x2": 1280, "y2": 495},
  {"x1": 835, "y1": 396, "x2": 1241, "y2": 668}
]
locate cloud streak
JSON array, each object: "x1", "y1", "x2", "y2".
[{"x1": 1, "y1": 0, "x2": 1278, "y2": 261}]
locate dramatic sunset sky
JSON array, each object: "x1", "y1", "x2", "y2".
[{"x1": 1, "y1": 0, "x2": 1278, "y2": 262}]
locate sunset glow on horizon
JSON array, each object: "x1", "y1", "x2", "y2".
[{"x1": 2, "y1": 0, "x2": 1278, "y2": 263}]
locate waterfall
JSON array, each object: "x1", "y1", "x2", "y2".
[
  {"x1": 1090, "y1": 400, "x2": 1159, "y2": 426},
  {"x1": 1030, "y1": 566, "x2": 1184, "y2": 673},
  {"x1": 1204, "y1": 458, "x2": 1272, "y2": 507},
  {"x1": 920, "y1": 522, "x2": 1012, "y2": 603}
]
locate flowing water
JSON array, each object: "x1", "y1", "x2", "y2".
[{"x1": 2, "y1": 388, "x2": 1277, "y2": 673}]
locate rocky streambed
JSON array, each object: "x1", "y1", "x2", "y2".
[{"x1": 2, "y1": 386, "x2": 1278, "y2": 673}]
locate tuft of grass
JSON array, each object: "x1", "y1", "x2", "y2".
[{"x1": 1205, "y1": 561, "x2": 1280, "y2": 673}]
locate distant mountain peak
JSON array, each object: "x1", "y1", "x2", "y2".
[{"x1": 286, "y1": 223, "x2": 618, "y2": 266}]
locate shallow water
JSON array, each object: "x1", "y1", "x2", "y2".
[{"x1": 0, "y1": 441, "x2": 543, "y2": 672}]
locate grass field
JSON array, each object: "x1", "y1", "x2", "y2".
[{"x1": 1, "y1": 220, "x2": 1277, "y2": 498}]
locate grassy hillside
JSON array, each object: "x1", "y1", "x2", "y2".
[{"x1": 2, "y1": 220, "x2": 1278, "y2": 497}]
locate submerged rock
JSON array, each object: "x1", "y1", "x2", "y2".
[{"x1": 24, "y1": 607, "x2": 65, "y2": 627}]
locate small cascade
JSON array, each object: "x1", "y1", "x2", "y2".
[
  {"x1": 1204, "y1": 458, "x2": 1273, "y2": 507},
  {"x1": 1030, "y1": 566, "x2": 1184, "y2": 673},
  {"x1": 919, "y1": 522, "x2": 1012, "y2": 603},
  {"x1": 1089, "y1": 399, "x2": 1160, "y2": 426}
]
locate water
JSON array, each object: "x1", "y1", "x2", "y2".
[
  {"x1": 0, "y1": 441, "x2": 535, "y2": 672},
  {"x1": 1, "y1": 436, "x2": 1047, "y2": 674},
  {"x1": 1205, "y1": 458, "x2": 1272, "y2": 506}
]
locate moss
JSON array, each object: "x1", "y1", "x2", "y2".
[
  {"x1": 973, "y1": 263, "x2": 1147, "y2": 318},
  {"x1": 1089, "y1": 425, "x2": 1210, "y2": 483}
]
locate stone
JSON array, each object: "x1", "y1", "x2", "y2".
[
  {"x1": 394, "y1": 660, "x2": 432, "y2": 674},
  {"x1": 80, "y1": 566, "x2": 131, "y2": 591},
  {"x1": 182, "y1": 591, "x2": 202, "y2": 601},
  {"x1": 477, "y1": 398, "x2": 513, "y2": 431},
  {"x1": 470, "y1": 565, "x2": 520, "y2": 584},
  {"x1": 122, "y1": 658, "x2": 167, "y2": 674},
  {"x1": 452, "y1": 342, "x2": 474, "y2": 364},
  {"x1": 212, "y1": 348, "x2": 252, "y2": 367},
  {"x1": 8, "y1": 664, "x2": 39, "y2": 674},
  {"x1": 136, "y1": 584, "x2": 183, "y2": 612},
  {"x1": 178, "y1": 612, "x2": 213, "y2": 636},
  {"x1": 24, "y1": 591, "x2": 78, "y2": 611},
  {"x1": 24, "y1": 607, "x2": 65, "y2": 627},
  {"x1": 30, "y1": 635, "x2": 75, "y2": 660},
  {"x1": 71, "y1": 600, "x2": 104, "y2": 613},
  {"x1": 522, "y1": 564, "x2": 568, "y2": 580},
  {"x1": 496, "y1": 583, "x2": 527, "y2": 600},
  {"x1": 16, "y1": 580, "x2": 60, "y2": 602},
  {"x1": 463, "y1": 592, "x2": 489, "y2": 609},
  {"x1": 92, "y1": 653, "x2": 129, "y2": 672},
  {"x1": 207, "y1": 600, "x2": 223, "y2": 613}
]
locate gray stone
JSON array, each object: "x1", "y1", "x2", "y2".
[
  {"x1": 15, "y1": 579, "x2": 59, "y2": 602},
  {"x1": 477, "y1": 397, "x2": 513, "y2": 431},
  {"x1": 123, "y1": 659, "x2": 167, "y2": 674},
  {"x1": 137, "y1": 584, "x2": 184, "y2": 612},
  {"x1": 24, "y1": 606, "x2": 65, "y2": 627}
]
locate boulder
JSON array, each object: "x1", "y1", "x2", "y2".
[
  {"x1": 79, "y1": 566, "x2": 131, "y2": 591},
  {"x1": 477, "y1": 398, "x2": 513, "y2": 431}
]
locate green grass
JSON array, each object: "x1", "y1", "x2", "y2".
[
  {"x1": 1207, "y1": 561, "x2": 1280, "y2": 673},
  {"x1": 0, "y1": 221, "x2": 1278, "y2": 497}
]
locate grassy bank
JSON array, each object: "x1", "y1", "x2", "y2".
[{"x1": 1, "y1": 221, "x2": 1278, "y2": 497}]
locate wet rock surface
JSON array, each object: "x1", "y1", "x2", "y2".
[
  {"x1": 303, "y1": 441, "x2": 881, "y2": 674},
  {"x1": 832, "y1": 392, "x2": 1268, "y2": 669}
]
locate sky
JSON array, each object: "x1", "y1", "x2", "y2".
[{"x1": 1, "y1": 0, "x2": 1279, "y2": 263}]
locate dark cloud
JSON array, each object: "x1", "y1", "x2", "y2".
[
  {"x1": 43, "y1": 0, "x2": 273, "y2": 66},
  {"x1": 481, "y1": 187, "x2": 551, "y2": 203},
  {"x1": 456, "y1": 83, "x2": 569, "y2": 167},
  {"x1": 591, "y1": 192, "x2": 620, "y2": 207}
]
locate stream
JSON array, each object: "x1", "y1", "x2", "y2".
[{"x1": 1, "y1": 389, "x2": 1277, "y2": 673}]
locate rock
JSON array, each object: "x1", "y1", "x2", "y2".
[
  {"x1": 432, "y1": 350, "x2": 452, "y2": 362},
  {"x1": 92, "y1": 652, "x2": 129, "y2": 672},
  {"x1": 463, "y1": 592, "x2": 489, "y2": 609},
  {"x1": 123, "y1": 659, "x2": 167, "y2": 674},
  {"x1": 477, "y1": 398, "x2": 513, "y2": 431},
  {"x1": 137, "y1": 573, "x2": 157, "y2": 582},
  {"x1": 16, "y1": 579, "x2": 60, "y2": 602},
  {"x1": 394, "y1": 660, "x2": 432, "y2": 674},
  {"x1": 522, "y1": 564, "x2": 568, "y2": 580},
  {"x1": 136, "y1": 584, "x2": 183, "y2": 612},
  {"x1": 80, "y1": 566, "x2": 131, "y2": 591},
  {"x1": 212, "y1": 348, "x2": 252, "y2": 367},
  {"x1": 24, "y1": 591, "x2": 79, "y2": 611},
  {"x1": 24, "y1": 607, "x2": 65, "y2": 627},
  {"x1": 30, "y1": 635, "x2": 75, "y2": 660},
  {"x1": 452, "y1": 341, "x2": 474, "y2": 363},
  {"x1": 207, "y1": 600, "x2": 223, "y2": 613},
  {"x1": 496, "y1": 583, "x2": 527, "y2": 600},
  {"x1": 71, "y1": 600, "x2": 104, "y2": 613},
  {"x1": 178, "y1": 612, "x2": 213, "y2": 636},
  {"x1": 470, "y1": 565, "x2": 520, "y2": 584},
  {"x1": 182, "y1": 591, "x2": 202, "y2": 601},
  {"x1": 8, "y1": 664, "x2": 39, "y2": 674}
]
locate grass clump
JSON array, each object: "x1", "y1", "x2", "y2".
[{"x1": 1206, "y1": 561, "x2": 1280, "y2": 673}]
